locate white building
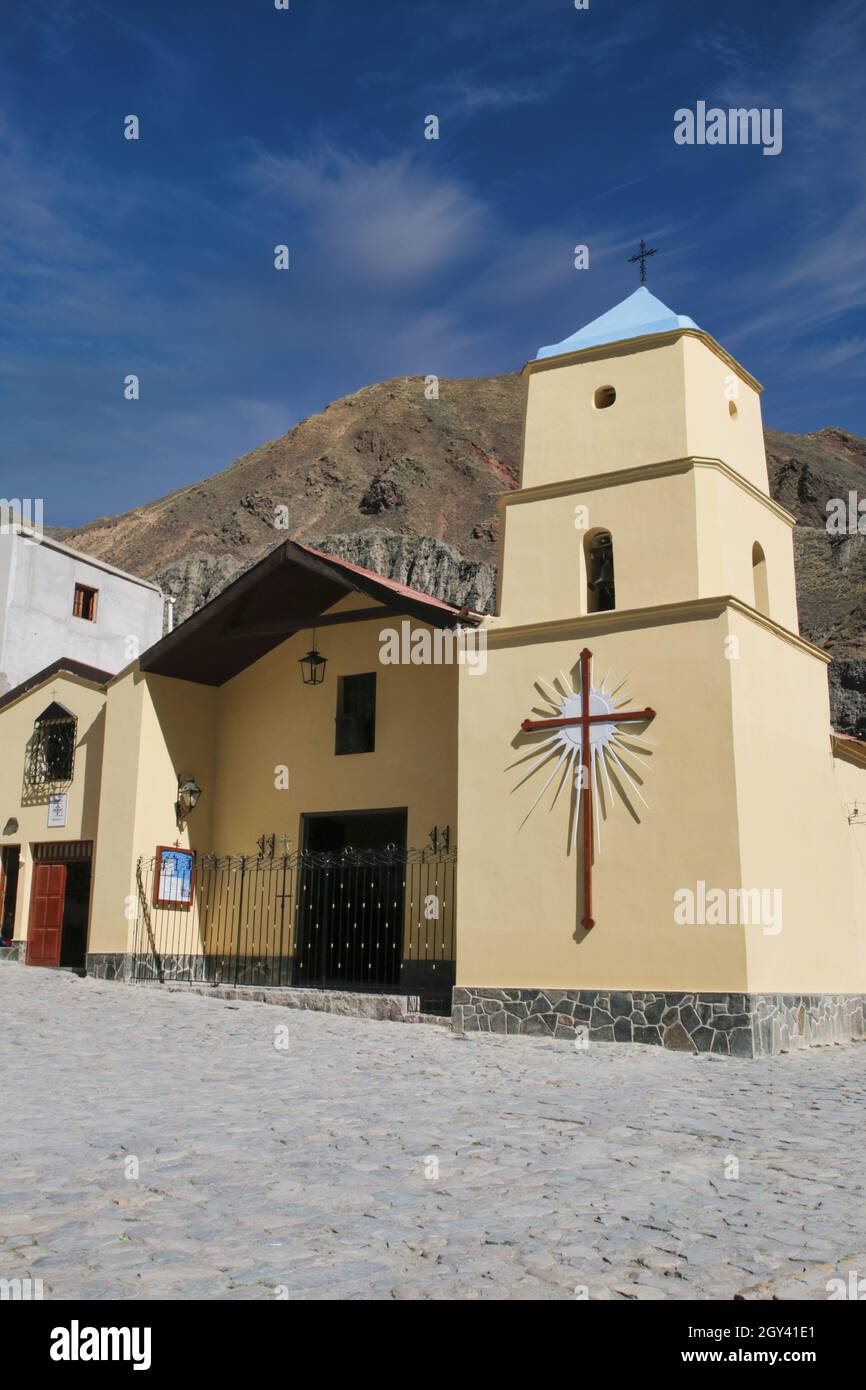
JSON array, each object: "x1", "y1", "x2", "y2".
[{"x1": 0, "y1": 527, "x2": 166, "y2": 695}]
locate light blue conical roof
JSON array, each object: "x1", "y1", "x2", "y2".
[{"x1": 535, "y1": 286, "x2": 699, "y2": 360}]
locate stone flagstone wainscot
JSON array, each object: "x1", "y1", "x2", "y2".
[
  {"x1": 452, "y1": 988, "x2": 866, "y2": 1057},
  {"x1": 85, "y1": 953, "x2": 129, "y2": 981}
]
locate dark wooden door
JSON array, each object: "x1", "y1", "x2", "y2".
[{"x1": 26, "y1": 863, "x2": 67, "y2": 967}]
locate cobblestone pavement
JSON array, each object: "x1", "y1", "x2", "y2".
[{"x1": 2, "y1": 964, "x2": 865, "y2": 1301}]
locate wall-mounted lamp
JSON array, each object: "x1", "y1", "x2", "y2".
[
  {"x1": 175, "y1": 775, "x2": 202, "y2": 828},
  {"x1": 2, "y1": 818, "x2": 18, "y2": 836},
  {"x1": 299, "y1": 629, "x2": 327, "y2": 686}
]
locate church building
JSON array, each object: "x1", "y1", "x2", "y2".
[{"x1": 2, "y1": 287, "x2": 865, "y2": 1056}]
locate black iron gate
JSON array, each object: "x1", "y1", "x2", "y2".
[{"x1": 131, "y1": 845, "x2": 456, "y2": 1012}]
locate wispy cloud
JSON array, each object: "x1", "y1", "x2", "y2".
[
  {"x1": 241, "y1": 144, "x2": 489, "y2": 286},
  {"x1": 443, "y1": 79, "x2": 554, "y2": 115}
]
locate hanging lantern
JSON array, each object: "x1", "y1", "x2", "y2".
[
  {"x1": 299, "y1": 649, "x2": 327, "y2": 685},
  {"x1": 300, "y1": 630, "x2": 327, "y2": 686}
]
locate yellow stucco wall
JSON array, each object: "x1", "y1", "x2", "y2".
[
  {"x1": 456, "y1": 604, "x2": 866, "y2": 994},
  {"x1": 88, "y1": 667, "x2": 218, "y2": 955},
  {"x1": 521, "y1": 338, "x2": 688, "y2": 487},
  {"x1": 210, "y1": 607, "x2": 457, "y2": 855},
  {"x1": 831, "y1": 752, "x2": 866, "y2": 979},
  {"x1": 0, "y1": 672, "x2": 106, "y2": 946},
  {"x1": 681, "y1": 334, "x2": 768, "y2": 491},
  {"x1": 456, "y1": 608, "x2": 751, "y2": 990},
  {"x1": 86, "y1": 602, "x2": 459, "y2": 961},
  {"x1": 692, "y1": 466, "x2": 798, "y2": 631},
  {"x1": 728, "y1": 616, "x2": 866, "y2": 993},
  {"x1": 520, "y1": 333, "x2": 766, "y2": 492},
  {"x1": 498, "y1": 469, "x2": 700, "y2": 626},
  {"x1": 498, "y1": 466, "x2": 796, "y2": 632}
]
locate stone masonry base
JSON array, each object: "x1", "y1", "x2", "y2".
[
  {"x1": 452, "y1": 988, "x2": 866, "y2": 1056},
  {"x1": 85, "y1": 952, "x2": 128, "y2": 980},
  {"x1": 84, "y1": 953, "x2": 453, "y2": 1005}
]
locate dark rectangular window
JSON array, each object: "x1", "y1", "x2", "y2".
[
  {"x1": 73, "y1": 584, "x2": 98, "y2": 621},
  {"x1": 335, "y1": 673, "x2": 376, "y2": 755}
]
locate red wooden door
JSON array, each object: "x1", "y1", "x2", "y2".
[{"x1": 26, "y1": 863, "x2": 67, "y2": 967}]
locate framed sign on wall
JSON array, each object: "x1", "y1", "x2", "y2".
[
  {"x1": 47, "y1": 793, "x2": 68, "y2": 828},
  {"x1": 153, "y1": 846, "x2": 195, "y2": 908}
]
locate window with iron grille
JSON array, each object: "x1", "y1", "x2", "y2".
[
  {"x1": 335, "y1": 673, "x2": 376, "y2": 755},
  {"x1": 25, "y1": 704, "x2": 77, "y2": 786},
  {"x1": 73, "y1": 583, "x2": 98, "y2": 621}
]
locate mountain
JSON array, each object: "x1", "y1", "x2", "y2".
[
  {"x1": 54, "y1": 373, "x2": 522, "y2": 623},
  {"x1": 53, "y1": 373, "x2": 866, "y2": 730},
  {"x1": 764, "y1": 427, "x2": 866, "y2": 661}
]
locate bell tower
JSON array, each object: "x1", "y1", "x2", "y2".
[
  {"x1": 456, "y1": 284, "x2": 866, "y2": 1050},
  {"x1": 496, "y1": 287, "x2": 799, "y2": 634}
]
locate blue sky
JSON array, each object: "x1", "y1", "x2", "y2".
[{"x1": 2, "y1": 0, "x2": 865, "y2": 526}]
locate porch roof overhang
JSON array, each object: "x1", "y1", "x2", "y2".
[{"x1": 139, "y1": 539, "x2": 474, "y2": 686}]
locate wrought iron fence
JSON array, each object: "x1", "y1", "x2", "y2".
[{"x1": 131, "y1": 844, "x2": 457, "y2": 1013}]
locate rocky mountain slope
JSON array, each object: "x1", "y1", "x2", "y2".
[
  {"x1": 55, "y1": 373, "x2": 521, "y2": 622},
  {"x1": 765, "y1": 425, "x2": 866, "y2": 662},
  {"x1": 53, "y1": 373, "x2": 866, "y2": 731}
]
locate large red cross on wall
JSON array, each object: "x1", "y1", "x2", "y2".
[{"x1": 520, "y1": 647, "x2": 655, "y2": 931}]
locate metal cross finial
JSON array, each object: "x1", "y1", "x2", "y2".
[{"x1": 628, "y1": 238, "x2": 658, "y2": 284}]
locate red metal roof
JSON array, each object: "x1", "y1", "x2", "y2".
[
  {"x1": 294, "y1": 540, "x2": 463, "y2": 614},
  {"x1": 139, "y1": 536, "x2": 471, "y2": 686}
]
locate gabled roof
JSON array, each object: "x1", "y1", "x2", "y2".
[
  {"x1": 139, "y1": 538, "x2": 473, "y2": 687},
  {"x1": 294, "y1": 540, "x2": 459, "y2": 614},
  {"x1": 535, "y1": 287, "x2": 699, "y2": 360},
  {"x1": 0, "y1": 658, "x2": 111, "y2": 714}
]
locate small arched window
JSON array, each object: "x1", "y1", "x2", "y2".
[
  {"x1": 585, "y1": 530, "x2": 615, "y2": 613},
  {"x1": 752, "y1": 542, "x2": 769, "y2": 616},
  {"x1": 25, "y1": 703, "x2": 77, "y2": 787}
]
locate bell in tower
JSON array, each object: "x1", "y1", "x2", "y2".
[{"x1": 586, "y1": 530, "x2": 615, "y2": 613}]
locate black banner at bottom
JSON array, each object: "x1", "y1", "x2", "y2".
[{"x1": 9, "y1": 1295, "x2": 859, "y2": 1373}]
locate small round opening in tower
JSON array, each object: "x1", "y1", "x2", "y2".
[
  {"x1": 594, "y1": 385, "x2": 616, "y2": 410},
  {"x1": 728, "y1": 400, "x2": 738, "y2": 419}
]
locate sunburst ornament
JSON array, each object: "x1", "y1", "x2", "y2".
[{"x1": 516, "y1": 647, "x2": 656, "y2": 929}]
